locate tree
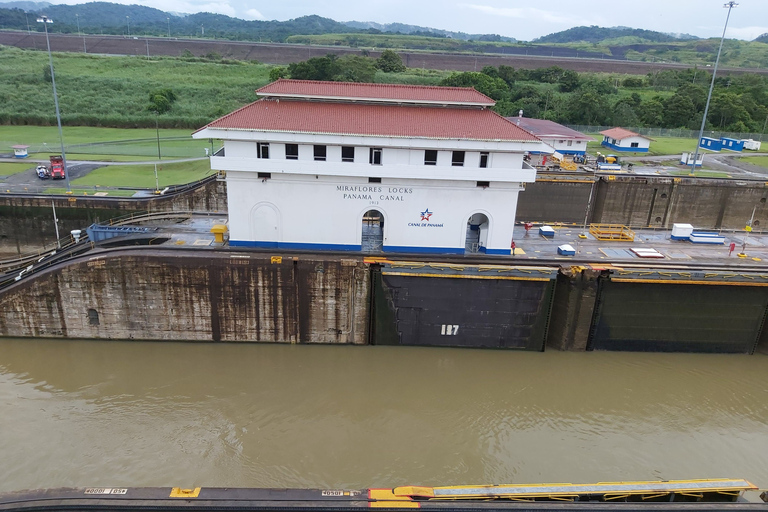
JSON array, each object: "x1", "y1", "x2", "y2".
[
  {"x1": 269, "y1": 66, "x2": 288, "y2": 81},
  {"x1": 439, "y1": 72, "x2": 509, "y2": 100},
  {"x1": 334, "y1": 55, "x2": 377, "y2": 82},
  {"x1": 638, "y1": 98, "x2": 664, "y2": 127},
  {"x1": 566, "y1": 87, "x2": 611, "y2": 125},
  {"x1": 147, "y1": 88, "x2": 177, "y2": 114},
  {"x1": 288, "y1": 54, "x2": 340, "y2": 81},
  {"x1": 375, "y1": 50, "x2": 406, "y2": 73},
  {"x1": 662, "y1": 94, "x2": 696, "y2": 128},
  {"x1": 612, "y1": 101, "x2": 640, "y2": 127}
]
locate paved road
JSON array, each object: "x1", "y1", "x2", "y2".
[
  {"x1": 622, "y1": 152, "x2": 768, "y2": 178},
  {"x1": 0, "y1": 157, "x2": 208, "y2": 191}
]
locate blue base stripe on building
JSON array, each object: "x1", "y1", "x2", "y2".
[
  {"x1": 383, "y1": 245, "x2": 465, "y2": 254},
  {"x1": 230, "y1": 241, "x2": 514, "y2": 256},
  {"x1": 229, "y1": 240, "x2": 362, "y2": 251},
  {"x1": 600, "y1": 141, "x2": 649, "y2": 152}
]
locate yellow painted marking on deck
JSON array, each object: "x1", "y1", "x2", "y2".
[
  {"x1": 611, "y1": 278, "x2": 768, "y2": 286},
  {"x1": 364, "y1": 257, "x2": 392, "y2": 264},
  {"x1": 369, "y1": 489, "x2": 419, "y2": 508},
  {"x1": 511, "y1": 248, "x2": 526, "y2": 255},
  {"x1": 394, "y1": 487, "x2": 435, "y2": 498},
  {"x1": 193, "y1": 239, "x2": 211, "y2": 246},
  {"x1": 381, "y1": 272, "x2": 552, "y2": 282},
  {"x1": 170, "y1": 487, "x2": 200, "y2": 498},
  {"x1": 392, "y1": 479, "x2": 756, "y2": 500},
  {"x1": 271, "y1": 256, "x2": 283, "y2": 264}
]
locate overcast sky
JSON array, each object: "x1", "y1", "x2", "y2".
[{"x1": 53, "y1": 0, "x2": 768, "y2": 41}]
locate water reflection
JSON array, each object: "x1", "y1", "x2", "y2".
[{"x1": 1, "y1": 338, "x2": 767, "y2": 492}]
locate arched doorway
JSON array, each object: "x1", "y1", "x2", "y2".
[
  {"x1": 466, "y1": 213, "x2": 489, "y2": 253},
  {"x1": 362, "y1": 210, "x2": 384, "y2": 252},
  {"x1": 251, "y1": 204, "x2": 279, "y2": 246}
]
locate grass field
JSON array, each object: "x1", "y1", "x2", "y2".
[
  {"x1": 0, "y1": 161, "x2": 35, "y2": 176},
  {"x1": 72, "y1": 159, "x2": 214, "y2": 188},
  {"x1": 0, "y1": 46, "x2": 272, "y2": 128},
  {"x1": 739, "y1": 156, "x2": 768, "y2": 168},
  {"x1": 587, "y1": 136, "x2": 699, "y2": 157},
  {"x1": 667, "y1": 169, "x2": 731, "y2": 178},
  {"x1": 0, "y1": 125, "x2": 212, "y2": 160}
]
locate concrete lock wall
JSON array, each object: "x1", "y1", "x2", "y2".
[
  {"x1": 0, "y1": 178, "x2": 226, "y2": 258},
  {"x1": 4, "y1": 251, "x2": 768, "y2": 354},
  {"x1": 0, "y1": 249, "x2": 369, "y2": 344},
  {"x1": 519, "y1": 176, "x2": 768, "y2": 230}
]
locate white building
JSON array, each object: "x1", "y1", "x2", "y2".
[
  {"x1": 600, "y1": 127, "x2": 652, "y2": 153},
  {"x1": 193, "y1": 79, "x2": 551, "y2": 255},
  {"x1": 506, "y1": 117, "x2": 593, "y2": 156}
]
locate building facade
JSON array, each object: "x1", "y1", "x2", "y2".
[
  {"x1": 507, "y1": 117, "x2": 593, "y2": 156},
  {"x1": 600, "y1": 127, "x2": 652, "y2": 152},
  {"x1": 193, "y1": 80, "x2": 550, "y2": 255}
]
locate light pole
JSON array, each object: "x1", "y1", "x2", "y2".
[
  {"x1": 155, "y1": 113, "x2": 161, "y2": 160},
  {"x1": 126, "y1": 16, "x2": 130, "y2": 37},
  {"x1": 76, "y1": 13, "x2": 86, "y2": 53},
  {"x1": 25, "y1": 11, "x2": 30, "y2": 34},
  {"x1": 37, "y1": 15, "x2": 71, "y2": 194},
  {"x1": 689, "y1": 1, "x2": 738, "y2": 176},
  {"x1": 167, "y1": 17, "x2": 170, "y2": 38}
]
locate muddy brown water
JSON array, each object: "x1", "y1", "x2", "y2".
[{"x1": 1, "y1": 338, "x2": 768, "y2": 493}]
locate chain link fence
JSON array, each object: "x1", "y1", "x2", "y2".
[
  {"x1": 2, "y1": 137, "x2": 213, "y2": 159},
  {"x1": 566, "y1": 125, "x2": 766, "y2": 141}
]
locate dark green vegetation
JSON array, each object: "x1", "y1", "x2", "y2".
[
  {"x1": 276, "y1": 54, "x2": 768, "y2": 132},
  {"x1": 441, "y1": 66, "x2": 768, "y2": 131},
  {"x1": 2, "y1": 44, "x2": 767, "y2": 133}
]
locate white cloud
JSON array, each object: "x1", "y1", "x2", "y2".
[
  {"x1": 244, "y1": 8, "x2": 266, "y2": 20},
  {"x1": 727, "y1": 26, "x2": 768, "y2": 40},
  {"x1": 460, "y1": 4, "x2": 595, "y2": 27}
]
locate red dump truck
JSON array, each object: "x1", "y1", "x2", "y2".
[{"x1": 49, "y1": 155, "x2": 65, "y2": 179}]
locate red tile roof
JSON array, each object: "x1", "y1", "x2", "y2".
[
  {"x1": 507, "y1": 117, "x2": 594, "y2": 141},
  {"x1": 600, "y1": 127, "x2": 652, "y2": 141},
  {"x1": 256, "y1": 79, "x2": 496, "y2": 106},
  {"x1": 199, "y1": 99, "x2": 540, "y2": 142}
]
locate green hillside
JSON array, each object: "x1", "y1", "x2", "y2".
[{"x1": 535, "y1": 26, "x2": 697, "y2": 44}]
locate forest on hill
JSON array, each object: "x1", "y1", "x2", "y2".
[
  {"x1": 534, "y1": 26, "x2": 698, "y2": 44},
  {"x1": 1, "y1": 2, "x2": 767, "y2": 68}
]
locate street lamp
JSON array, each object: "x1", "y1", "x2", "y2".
[
  {"x1": 167, "y1": 17, "x2": 170, "y2": 38},
  {"x1": 126, "y1": 16, "x2": 130, "y2": 37},
  {"x1": 76, "y1": 13, "x2": 86, "y2": 52},
  {"x1": 688, "y1": 1, "x2": 738, "y2": 176},
  {"x1": 37, "y1": 15, "x2": 71, "y2": 194}
]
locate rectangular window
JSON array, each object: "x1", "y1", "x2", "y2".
[
  {"x1": 285, "y1": 144, "x2": 298, "y2": 160},
  {"x1": 630, "y1": 142, "x2": 639, "y2": 148},
  {"x1": 342, "y1": 146, "x2": 355, "y2": 162},
  {"x1": 368, "y1": 177, "x2": 382, "y2": 183},
  {"x1": 452, "y1": 151, "x2": 465, "y2": 167},
  {"x1": 257, "y1": 172, "x2": 271, "y2": 179},
  {"x1": 369, "y1": 147, "x2": 382, "y2": 165},
  {"x1": 479, "y1": 152, "x2": 489, "y2": 168},
  {"x1": 314, "y1": 145, "x2": 326, "y2": 161},
  {"x1": 257, "y1": 142, "x2": 270, "y2": 159},
  {"x1": 477, "y1": 181, "x2": 490, "y2": 188},
  {"x1": 567, "y1": 140, "x2": 573, "y2": 147},
  {"x1": 424, "y1": 150, "x2": 437, "y2": 166}
]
